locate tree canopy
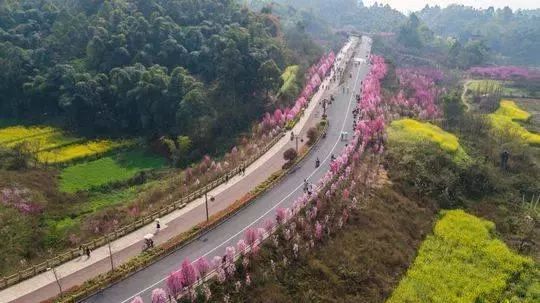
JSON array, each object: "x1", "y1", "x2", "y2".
[{"x1": 0, "y1": 0, "x2": 309, "y2": 153}]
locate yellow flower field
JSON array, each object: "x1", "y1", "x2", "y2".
[
  {"x1": 37, "y1": 140, "x2": 131, "y2": 164},
  {"x1": 3, "y1": 131, "x2": 82, "y2": 151},
  {"x1": 489, "y1": 100, "x2": 540, "y2": 145},
  {"x1": 387, "y1": 210, "x2": 532, "y2": 303},
  {"x1": 494, "y1": 100, "x2": 531, "y2": 122},
  {"x1": 388, "y1": 118, "x2": 470, "y2": 163},
  {"x1": 279, "y1": 65, "x2": 299, "y2": 96},
  {"x1": 0, "y1": 125, "x2": 58, "y2": 145}
]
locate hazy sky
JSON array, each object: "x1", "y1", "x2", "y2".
[{"x1": 363, "y1": 0, "x2": 539, "y2": 13}]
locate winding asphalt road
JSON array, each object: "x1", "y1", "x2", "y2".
[{"x1": 84, "y1": 36, "x2": 372, "y2": 303}]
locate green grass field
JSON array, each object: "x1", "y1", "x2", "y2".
[
  {"x1": 59, "y1": 150, "x2": 166, "y2": 193},
  {"x1": 387, "y1": 210, "x2": 533, "y2": 303}
]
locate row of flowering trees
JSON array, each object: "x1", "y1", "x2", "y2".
[
  {"x1": 133, "y1": 53, "x2": 391, "y2": 303},
  {"x1": 259, "y1": 52, "x2": 336, "y2": 134},
  {"x1": 467, "y1": 66, "x2": 540, "y2": 81}
]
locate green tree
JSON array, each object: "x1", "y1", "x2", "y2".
[
  {"x1": 258, "y1": 59, "x2": 282, "y2": 99},
  {"x1": 398, "y1": 13, "x2": 423, "y2": 48}
]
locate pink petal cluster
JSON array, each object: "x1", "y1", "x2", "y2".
[
  {"x1": 151, "y1": 288, "x2": 167, "y2": 303},
  {"x1": 0, "y1": 187, "x2": 44, "y2": 215},
  {"x1": 468, "y1": 66, "x2": 540, "y2": 81},
  {"x1": 395, "y1": 68, "x2": 441, "y2": 119}
]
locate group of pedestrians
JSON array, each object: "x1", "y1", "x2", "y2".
[
  {"x1": 303, "y1": 179, "x2": 314, "y2": 196},
  {"x1": 78, "y1": 246, "x2": 91, "y2": 259}
]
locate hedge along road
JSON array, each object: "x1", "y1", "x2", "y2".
[{"x1": 84, "y1": 36, "x2": 372, "y2": 303}]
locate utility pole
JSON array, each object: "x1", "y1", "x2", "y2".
[
  {"x1": 48, "y1": 267, "x2": 62, "y2": 298},
  {"x1": 205, "y1": 192, "x2": 209, "y2": 221},
  {"x1": 204, "y1": 193, "x2": 214, "y2": 221},
  {"x1": 107, "y1": 236, "x2": 114, "y2": 270}
]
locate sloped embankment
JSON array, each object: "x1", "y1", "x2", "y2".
[{"x1": 247, "y1": 186, "x2": 437, "y2": 303}]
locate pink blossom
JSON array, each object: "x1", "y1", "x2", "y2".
[
  {"x1": 275, "y1": 208, "x2": 288, "y2": 225},
  {"x1": 315, "y1": 221, "x2": 323, "y2": 241},
  {"x1": 237, "y1": 239, "x2": 247, "y2": 255},
  {"x1": 180, "y1": 259, "x2": 198, "y2": 287},
  {"x1": 257, "y1": 227, "x2": 266, "y2": 242},
  {"x1": 151, "y1": 288, "x2": 167, "y2": 303},
  {"x1": 195, "y1": 257, "x2": 211, "y2": 277},
  {"x1": 244, "y1": 228, "x2": 258, "y2": 246},
  {"x1": 212, "y1": 255, "x2": 222, "y2": 268},
  {"x1": 263, "y1": 219, "x2": 275, "y2": 233},
  {"x1": 342, "y1": 188, "x2": 350, "y2": 200},
  {"x1": 130, "y1": 297, "x2": 144, "y2": 303},
  {"x1": 226, "y1": 246, "x2": 236, "y2": 263},
  {"x1": 166, "y1": 271, "x2": 184, "y2": 298}
]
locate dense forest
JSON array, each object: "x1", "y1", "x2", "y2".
[
  {"x1": 418, "y1": 5, "x2": 540, "y2": 66},
  {"x1": 0, "y1": 0, "x2": 323, "y2": 154}
]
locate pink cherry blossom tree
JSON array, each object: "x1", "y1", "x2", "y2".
[{"x1": 151, "y1": 288, "x2": 167, "y2": 303}]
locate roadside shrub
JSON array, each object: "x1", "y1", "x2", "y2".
[
  {"x1": 283, "y1": 148, "x2": 297, "y2": 162},
  {"x1": 306, "y1": 127, "x2": 319, "y2": 146}
]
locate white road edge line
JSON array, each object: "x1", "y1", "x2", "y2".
[{"x1": 118, "y1": 41, "x2": 368, "y2": 303}]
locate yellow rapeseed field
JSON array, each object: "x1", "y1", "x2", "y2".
[
  {"x1": 36, "y1": 140, "x2": 131, "y2": 164},
  {"x1": 4, "y1": 131, "x2": 82, "y2": 150},
  {"x1": 388, "y1": 119, "x2": 470, "y2": 163},
  {"x1": 387, "y1": 210, "x2": 532, "y2": 303},
  {"x1": 0, "y1": 125, "x2": 58, "y2": 145},
  {"x1": 494, "y1": 100, "x2": 531, "y2": 122},
  {"x1": 489, "y1": 100, "x2": 540, "y2": 145}
]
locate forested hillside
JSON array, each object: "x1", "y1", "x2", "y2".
[
  {"x1": 0, "y1": 0, "x2": 318, "y2": 152},
  {"x1": 250, "y1": 1, "x2": 540, "y2": 67},
  {"x1": 417, "y1": 5, "x2": 540, "y2": 66},
  {"x1": 249, "y1": 0, "x2": 406, "y2": 33}
]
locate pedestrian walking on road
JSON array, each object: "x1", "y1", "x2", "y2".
[
  {"x1": 85, "y1": 247, "x2": 91, "y2": 259},
  {"x1": 155, "y1": 219, "x2": 161, "y2": 234},
  {"x1": 225, "y1": 173, "x2": 229, "y2": 183}
]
